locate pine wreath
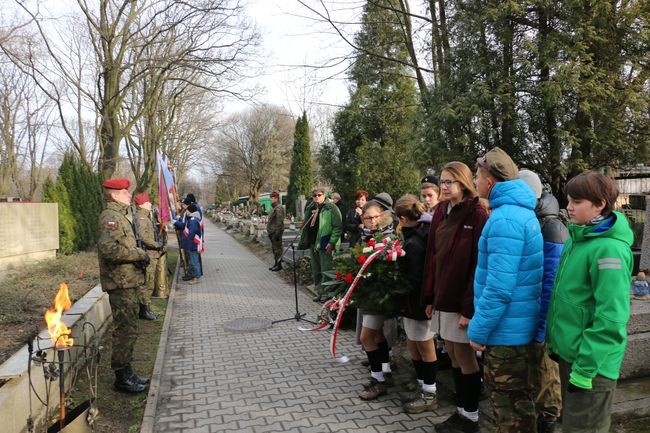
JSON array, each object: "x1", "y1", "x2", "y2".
[{"x1": 323, "y1": 233, "x2": 409, "y2": 316}]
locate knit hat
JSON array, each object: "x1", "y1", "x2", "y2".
[
  {"x1": 369, "y1": 192, "x2": 393, "y2": 211},
  {"x1": 421, "y1": 175, "x2": 439, "y2": 187},
  {"x1": 182, "y1": 196, "x2": 193, "y2": 206},
  {"x1": 102, "y1": 178, "x2": 130, "y2": 190},
  {"x1": 134, "y1": 193, "x2": 150, "y2": 206},
  {"x1": 186, "y1": 193, "x2": 196, "y2": 203},
  {"x1": 519, "y1": 169, "x2": 543, "y2": 199},
  {"x1": 477, "y1": 147, "x2": 519, "y2": 181}
]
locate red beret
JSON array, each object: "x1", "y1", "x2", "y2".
[
  {"x1": 102, "y1": 178, "x2": 130, "y2": 190},
  {"x1": 134, "y1": 193, "x2": 150, "y2": 205},
  {"x1": 270, "y1": 191, "x2": 280, "y2": 198}
]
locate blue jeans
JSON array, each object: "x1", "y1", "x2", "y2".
[{"x1": 187, "y1": 250, "x2": 200, "y2": 279}]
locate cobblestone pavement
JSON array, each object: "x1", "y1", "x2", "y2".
[{"x1": 148, "y1": 219, "x2": 460, "y2": 433}]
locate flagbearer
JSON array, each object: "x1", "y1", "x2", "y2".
[
  {"x1": 133, "y1": 193, "x2": 162, "y2": 320},
  {"x1": 97, "y1": 178, "x2": 150, "y2": 394}
]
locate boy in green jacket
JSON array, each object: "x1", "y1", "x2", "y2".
[{"x1": 547, "y1": 171, "x2": 633, "y2": 433}]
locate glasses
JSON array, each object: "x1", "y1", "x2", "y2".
[
  {"x1": 312, "y1": 193, "x2": 323, "y2": 198},
  {"x1": 439, "y1": 179, "x2": 457, "y2": 187}
]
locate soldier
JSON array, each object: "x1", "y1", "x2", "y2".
[
  {"x1": 153, "y1": 206, "x2": 169, "y2": 298},
  {"x1": 267, "y1": 191, "x2": 285, "y2": 271},
  {"x1": 97, "y1": 178, "x2": 150, "y2": 394},
  {"x1": 133, "y1": 193, "x2": 162, "y2": 320}
]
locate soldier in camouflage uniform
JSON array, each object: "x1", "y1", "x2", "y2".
[
  {"x1": 267, "y1": 191, "x2": 285, "y2": 271},
  {"x1": 134, "y1": 193, "x2": 161, "y2": 320},
  {"x1": 97, "y1": 178, "x2": 150, "y2": 394}
]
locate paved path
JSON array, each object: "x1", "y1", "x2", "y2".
[{"x1": 144, "y1": 219, "x2": 455, "y2": 433}]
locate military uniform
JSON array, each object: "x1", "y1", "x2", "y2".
[
  {"x1": 97, "y1": 181, "x2": 150, "y2": 393},
  {"x1": 135, "y1": 206, "x2": 161, "y2": 308},
  {"x1": 267, "y1": 198, "x2": 285, "y2": 268}
]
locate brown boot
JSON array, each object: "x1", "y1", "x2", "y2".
[
  {"x1": 358, "y1": 379, "x2": 387, "y2": 400},
  {"x1": 403, "y1": 390, "x2": 438, "y2": 413}
]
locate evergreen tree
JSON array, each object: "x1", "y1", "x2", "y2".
[
  {"x1": 286, "y1": 112, "x2": 313, "y2": 216},
  {"x1": 42, "y1": 177, "x2": 76, "y2": 255},
  {"x1": 321, "y1": 0, "x2": 422, "y2": 201},
  {"x1": 58, "y1": 152, "x2": 103, "y2": 251}
]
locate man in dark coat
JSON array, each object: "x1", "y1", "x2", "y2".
[{"x1": 267, "y1": 191, "x2": 285, "y2": 271}]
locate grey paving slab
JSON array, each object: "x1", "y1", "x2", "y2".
[{"x1": 148, "y1": 219, "x2": 450, "y2": 433}]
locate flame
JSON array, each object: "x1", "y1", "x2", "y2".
[{"x1": 44, "y1": 283, "x2": 74, "y2": 349}]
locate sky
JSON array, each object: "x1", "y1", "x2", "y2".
[{"x1": 231, "y1": 0, "x2": 362, "y2": 117}]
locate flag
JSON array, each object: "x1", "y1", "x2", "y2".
[{"x1": 157, "y1": 151, "x2": 177, "y2": 223}]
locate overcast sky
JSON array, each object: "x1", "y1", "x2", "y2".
[{"x1": 232, "y1": 0, "x2": 362, "y2": 116}]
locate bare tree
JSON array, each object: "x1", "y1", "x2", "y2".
[
  {"x1": 1, "y1": 0, "x2": 259, "y2": 181},
  {"x1": 0, "y1": 50, "x2": 53, "y2": 199},
  {"x1": 215, "y1": 105, "x2": 294, "y2": 204}
]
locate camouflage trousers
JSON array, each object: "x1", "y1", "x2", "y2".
[
  {"x1": 269, "y1": 233, "x2": 284, "y2": 263},
  {"x1": 529, "y1": 341, "x2": 562, "y2": 419},
  {"x1": 108, "y1": 288, "x2": 139, "y2": 370},
  {"x1": 559, "y1": 358, "x2": 616, "y2": 433},
  {"x1": 138, "y1": 253, "x2": 159, "y2": 307},
  {"x1": 483, "y1": 344, "x2": 536, "y2": 433}
]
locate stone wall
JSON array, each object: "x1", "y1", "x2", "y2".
[{"x1": 0, "y1": 203, "x2": 59, "y2": 271}]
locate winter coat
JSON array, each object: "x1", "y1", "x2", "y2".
[
  {"x1": 547, "y1": 212, "x2": 633, "y2": 388},
  {"x1": 534, "y1": 191, "x2": 569, "y2": 342},
  {"x1": 422, "y1": 197, "x2": 488, "y2": 319},
  {"x1": 97, "y1": 201, "x2": 147, "y2": 291},
  {"x1": 398, "y1": 221, "x2": 430, "y2": 320},
  {"x1": 298, "y1": 199, "x2": 342, "y2": 251},
  {"x1": 467, "y1": 179, "x2": 544, "y2": 346},
  {"x1": 175, "y1": 211, "x2": 202, "y2": 252},
  {"x1": 343, "y1": 207, "x2": 363, "y2": 246}
]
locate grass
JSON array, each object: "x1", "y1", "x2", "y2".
[
  {"x1": 0, "y1": 251, "x2": 100, "y2": 365},
  {"x1": 0, "y1": 247, "x2": 177, "y2": 432},
  {"x1": 67, "y1": 296, "x2": 168, "y2": 433}
]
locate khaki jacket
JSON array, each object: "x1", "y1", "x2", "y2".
[{"x1": 97, "y1": 201, "x2": 147, "y2": 291}]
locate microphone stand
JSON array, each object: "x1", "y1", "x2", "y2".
[{"x1": 272, "y1": 229, "x2": 316, "y2": 325}]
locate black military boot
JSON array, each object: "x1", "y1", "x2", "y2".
[
  {"x1": 124, "y1": 364, "x2": 151, "y2": 386},
  {"x1": 268, "y1": 260, "x2": 277, "y2": 271},
  {"x1": 537, "y1": 416, "x2": 557, "y2": 433},
  {"x1": 270, "y1": 261, "x2": 282, "y2": 272},
  {"x1": 114, "y1": 367, "x2": 147, "y2": 393},
  {"x1": 139, "y1": 304, "x2": 158, "y2": 320}
]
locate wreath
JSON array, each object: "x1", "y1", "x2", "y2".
[{"x1": 322, "y1": 232, "x2": 409, "y2": 316}]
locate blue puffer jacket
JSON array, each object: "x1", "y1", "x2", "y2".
[
  {"x1": 534, "y1": 192, "x2": 569, "y2": 342},
  {"x1": 467, "y1": 179, "x2": 544, "y2": 346}
]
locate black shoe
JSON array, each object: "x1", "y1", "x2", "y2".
[
  {"x1": 270, "y1": 262, "x2": 282, "y2": 271},
  {"x1": 139, "y1": 305, "x2": 159, "y2": 320},
  {"x1": 182, "y1": 275, "x2": 193, "y2": 281},
  {"x1": 124, "y1": 365, "x2": 151, "y2": 386},
  {"x1": 537, "y1": 416, "x2": 557, "y2": 433},
  {"x1": 114, "y1": 368, "x2": 147, "y2": 393},
  {"x1": 434, "y1": 412, "x2": 481, "y2": 433}
]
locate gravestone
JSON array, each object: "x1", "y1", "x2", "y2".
[
  {"x1": 639, "y1": 196, "x2": 650, "y2": 272},
  {"x1": 296, "y1": 194, "x2": 306, "y2": 220}
]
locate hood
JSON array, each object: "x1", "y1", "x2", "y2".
[
  {"x1": 188, "y1": 210, "x2": 202, "y2": 220},
  {"x1": 536, "y1": 191, "x2": 560, "y2": 218},
  {"x1": 489, "y1": 179, "x2": 536, "y2": 211},
  {"x1": 569, "y1": 211, "x2": 633, "y2": 246}
]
